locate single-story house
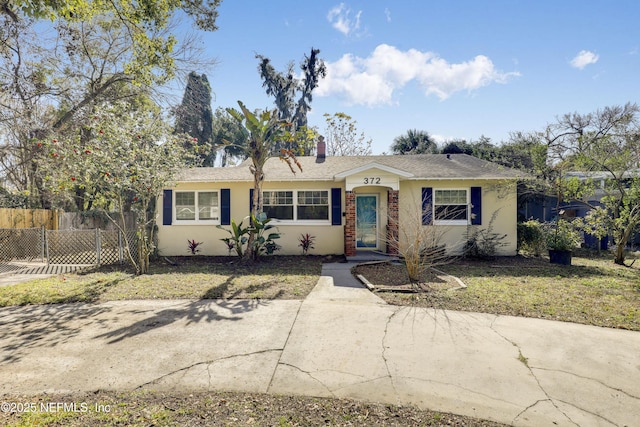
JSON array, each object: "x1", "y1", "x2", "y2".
[{"x1": 157, "y1": 145, "x2": 525, "y2": 257}]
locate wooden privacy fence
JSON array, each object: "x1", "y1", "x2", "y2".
[{"x1": 0, "y1": 208, "x2": 59, "y2": 229}]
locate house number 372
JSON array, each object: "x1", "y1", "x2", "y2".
[{"x1": 363, "y1": 177, "x2": 381, "y2": 184}]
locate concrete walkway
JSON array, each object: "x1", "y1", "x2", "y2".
[
  {"x1": 0, "y1": 262, "x2": 87, "y2": 287},
  {"x1": 0, "y1": 262, "x2": 638, "y2": 426}
]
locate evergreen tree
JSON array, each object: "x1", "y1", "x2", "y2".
[{"x1": 174, "y1": 72, "x2": 214, "y2": 166}]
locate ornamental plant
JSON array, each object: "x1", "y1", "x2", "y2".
[
  {"x1": 298, "y1": 233, "x2": 315, "y2": 255},
  {"x1": 543, "y1": 219, "x2": 582, "y2": 252},
  {"x1": 217, "y1": 213, "x2": 280, "y2": 260},
  {"x1": 188, "y1": 239, "x2": 203, "y2": 255},
  {"x1": 217, "y1": 219, "x2": 249, "y2": 258}
]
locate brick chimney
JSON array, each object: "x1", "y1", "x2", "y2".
[{"x1": 316, "y1": 135, "x2": 326, "y2": 163}]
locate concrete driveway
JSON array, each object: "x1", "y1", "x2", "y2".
[{"x1": 0, "y1": 270, "x2": 638, "y2": 426}]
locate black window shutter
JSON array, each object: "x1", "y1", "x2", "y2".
[
  {"x1": 331, "y1": 188, "x2": 342, "y2": 225},
  {"x1": 249, "y1": 188, "x2": 254, "y2": 213},
  {"x1": 162, "y1": 189, "x2": 172, "y2": 225},
  {"x1": 422, "y1": 187, "x2": 433, "y2": 225},
  {"x1": 471, "y1": 186, "x2": 482, "y2": 225},
  {"x1": 221, "y1": 189, "x2": 231, "y2": 225}
]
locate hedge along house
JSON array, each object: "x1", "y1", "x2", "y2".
[{"x1": 157, "y1": 145, "x2": 525, "y2": 257}]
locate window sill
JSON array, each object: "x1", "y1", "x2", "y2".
[
  {"x1": 433, "y1": 220, "x2": 469, "y2": 226},
  {"x1": 269, "y1": 220, "x2": 331, "y2": 226},
  {"x1": 172, "y1": 220, "x2": 221, "y2": 226}
]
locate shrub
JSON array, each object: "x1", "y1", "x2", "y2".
[
  {"x1": 217, "y1": 213, "x2": 281, "y2": 260},
  {"x1": 465, "y1": 212, "x2": 508, "y2": 259},
  {"x1": 517, "y1": 220, "x2": 546, "y2": 256},
  {"x1": 187, "y1": 239, "x2": 203, "y2": 255},
  {"x1": 544, "y1": 219, "x2": 582, "y2": 251},
  {"x1": 298, "y1": 233, "x2": 316, "y2": 255}
]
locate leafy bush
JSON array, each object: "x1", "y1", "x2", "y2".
[
  {"x1": 249, "y1": 213, "x2": 281, "y2": 259},
  {"x1": 218, "y1": 219, "x2": 249, "y2": 257},
  {"x1": 465, "y1": 212, "x2": 508, "y2": 259},
  {"x1": 517, "y1": 220, "x2": 546, "y2": 256},
  {"x1": 518, "y1": 219, "x2": 582, "y2": 255},
  {"x1": 217, "y1": 213, "x2": 281, "y2": 260},
  {"x1": 544, "y1": 219, "x2": 582, "y2": 251}
]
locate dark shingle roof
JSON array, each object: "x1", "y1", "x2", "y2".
[{"x1": 176, "y1": 154, "x2": 526, "y2": 182}]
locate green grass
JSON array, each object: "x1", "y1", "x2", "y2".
[
  {"x1": 2, "y1": 251, "x2": 639, "y2": 331},
  {"x1": 357, "y1": 250, "x2": 640, "y2": 331},
  {"x1": 0, "y1": 256, "x2": 324, "y2": 307}
]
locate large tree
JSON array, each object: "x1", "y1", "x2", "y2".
[
  {"x1": 256, "y1": 48, "x2": 326, "y2": 154},
  {"x1": 0, "y1": 7, "x2": 219, "y2": 207},
  {"x1": 323, "y1": 112, "x2": 372, "y2": 156},
  {"x1": 211, "y1": 107, "x2": 247, "y2": 166},
  {"x1": 390, "y1": 129, "x2": 437, "y2": 155},
  {"x1": 174, "y1": 71, "x2": 214, "y2": 166},
  {"x1": 545, "y1": 103, "x2": 640, "y2": 265},
  {"x1": 37, "y1": 99, "x2": 196, "y2": 274},
  {"x1": 1, "y1": 0, "x2": 221, "y2": 81}
]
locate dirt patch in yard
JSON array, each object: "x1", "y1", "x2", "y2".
[{"x1": 0, "y1": 390, "x2": 509, "y2": 426}]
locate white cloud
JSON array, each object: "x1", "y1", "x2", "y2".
[
  {"x1": 570, "y1": 50, "x2": 599, "y2": 69},
  {"x1": 327, "y1": 3, "x2": 362, "y2": 36},
  {"x1": 384, "y1": 8, "x2": 391, "y2": 22},
  {"x1": 431, "y1": 134, "x2": 452, "y2": 145},
  {"x1": 315, "y1": 44, "x2": 520, "y2": 105}
]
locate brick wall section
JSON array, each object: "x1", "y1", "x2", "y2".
[
  {"x1": 344, "y1": 191, "x2": 356, "y2": 256},
  {"x1": 387, "y1": 190, "x2": 399, "y2": 255}
]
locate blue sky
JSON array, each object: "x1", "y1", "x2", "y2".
[{"x1": 190, "y1": 0, "x2": 640, "y2": 154}]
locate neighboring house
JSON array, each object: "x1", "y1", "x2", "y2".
[
  {"x1": 157, "y1": 146, "x2": 525, "y2": 257},
  {"x1": 518, "y1": 170, "x2": 640, "y2": 249},
  {"x1": 563, "y1": 171, "x2": 639, "y2": 248}
]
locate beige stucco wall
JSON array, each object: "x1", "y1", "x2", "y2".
[
  {"x1": 156, "y1": 180, "x2": 345, "y2": 256},
  {"x1": 397, "y1": 180, "x2": 518, "y2": 256},
  {"x1": 157, "y1": 177, "x2": 518, "y2": 257}
]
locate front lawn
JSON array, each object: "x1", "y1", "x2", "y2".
[
  {"x1": 0, "y1": 256, "x2": 325, "y2": 306},
  {"x1": 2, "y1": 251, "x2": 639, "y2": 331},
  {"x1": 354, "y1": 250, "x2": 640, "y2": 331}
]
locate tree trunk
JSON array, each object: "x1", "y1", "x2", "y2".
[{"x1": 243, "y1": 164, "x2": 263, "y2": 262}]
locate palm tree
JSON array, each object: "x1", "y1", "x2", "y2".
[
  {"x1": 226, "y1": 101, "x2": 302, "y2": 260},
  {"x1": 390, "y1": 129, "x2": 437, "y2": 154}
]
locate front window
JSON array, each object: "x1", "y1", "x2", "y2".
[
  {"x1": 297, "y1": 191, "x2": 329, "y2": 220},
  {"x1": 263, "y1": 190, "x2": 329, "y2": 222},
  {"x1": 175, "y1": 191, "x2": 219, "y2": 222},
  {"x1": 263, "y1": 191, "x2": 294, "y2": 220},
  {"x1": 434, "y1": 189, "x2": 468, "y2": 223}
]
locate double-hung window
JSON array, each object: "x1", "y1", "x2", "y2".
[
  {"x1": 297, "y1": 191, "x2": 329, "y2": 220},
  {"x1": 263, "y1": 191, "x2": 294, "y2": 220},
  {"x1": 434, "y1": 189, "x2": 468, "y2": 224},
  {"x1": 175, "y1": 191, "x2": 219, "y2": 223},
  {"x1": 263, "y1": 190, "x2": 329, "y2": 222}
]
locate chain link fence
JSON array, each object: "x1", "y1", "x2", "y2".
[{"x1": 0, "y1": 227, "x2": 137, "y2": 266}]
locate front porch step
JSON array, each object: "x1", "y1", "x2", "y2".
[{"x1": 346, "y1": 250, "x2": 399, "y2": 263}]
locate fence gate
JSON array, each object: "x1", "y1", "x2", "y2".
[
  {"x1": 0, "y1": 227, "x2": 45, "y2": 262},
  {"x1": 0, "y1": 227, "x2": 136, "y2": 266}
]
